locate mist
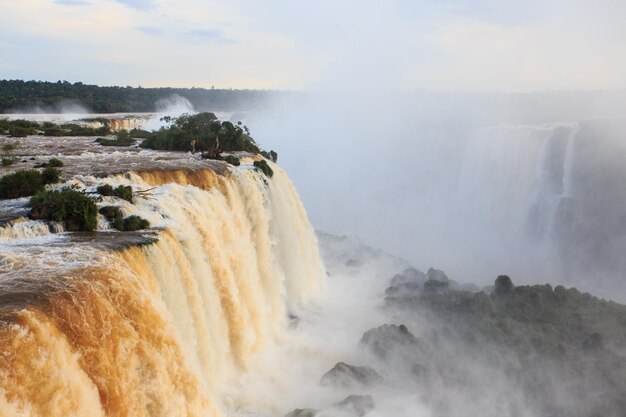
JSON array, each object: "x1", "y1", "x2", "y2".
[{"x1": 244, "y1": 86, "x2": 626, "y2": 303}]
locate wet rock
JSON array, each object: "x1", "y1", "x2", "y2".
[
  {"x1": 389, "y1": 267, "x2": 426, "y2": 287},
  {"x1": 320, "y1": 362, "x2": 383, "y2": 388},
  {"x1": 426, "y1": 267, "x2": 449, "y2": 282},
  {"x1": 582, "y1": 332, "x2": 604, "y2": 352},
  {"x1": 333, "y1": 395, "x2": 375, "y2": 417},
  {"x1": 285, "y1": 409, "x2": 317, "y2": 417},
  {"x1": 386, "y1": 268, "x2": 428, "y2": 297},
  {"x1": 360, "y1": 324, "x2": 419, "y2": 360},
  {"x1": 423, "y1": 279, "x2": 449, "y2": 294},
  {"x1": 494, "y1": 275, "x2": 514, "y2": 296}
]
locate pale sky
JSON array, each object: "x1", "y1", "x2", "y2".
[{"x1": 1, "y1": 0, "x2": 626, "y2": 91}]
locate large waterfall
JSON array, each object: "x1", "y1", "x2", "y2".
[{"x1": 0, "y1": 164, "x2": 326, "y2": 417}]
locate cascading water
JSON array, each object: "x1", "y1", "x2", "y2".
[{"x1": 0, "y1": 163, "x2": 326, "y2": 417}]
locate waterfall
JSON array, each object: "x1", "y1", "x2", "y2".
[{"x1": 0, "y1": 163, "x2": 326, "y2": 417}]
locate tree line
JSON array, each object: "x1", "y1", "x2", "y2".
[{"x1": 0, "y1": 80, "x2": 287, "y2": 113}]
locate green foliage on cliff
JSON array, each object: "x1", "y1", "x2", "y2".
[
  {"x1": 140, "y1": 112, "x2": 261, "y2": 154},
  {"x1": 29, "y1": 188, "x2": 99, "y2": 231},
  {"x1": 253, "y1": 159, "x2": 274, "y2": 178},
  {"x1": 224, "y1": 155, "x2": 241, "y2": 166}
]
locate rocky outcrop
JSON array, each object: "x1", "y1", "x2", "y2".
[
  {"x1": 360, "y1": 324, "x2": 421, "y2": 360},
  {"x1": 333, "y1": 395, "x2": 375, "y2": 417},
  {"x1": 320, "y1": 362, "x2": 383, "y2": 388},
  {"x1": 284, "y1": 409, "x2": 317, "y2": 417}
]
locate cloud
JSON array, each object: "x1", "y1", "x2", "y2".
[
  {"x1": 185, "y1": 28, "x2": 238, "y2": 44},
  {"x1": 136, "y1": 26, "x2": 163, "y2": 36},
  {"x1": 186, "y1": 28, "x2": 221, "y2": 38},
  {"x1": 54, "y1": 0, "x2": 90, "y2": 5},
  {"x1": 114, "y1": 0, "x2": 155, "y2": 11}
]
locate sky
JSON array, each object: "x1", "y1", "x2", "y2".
[{"x1": 1, "y1": 0, "x2": 626, "y2": 91}]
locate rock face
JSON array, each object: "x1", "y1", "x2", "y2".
[
  {"x1": 320, "y1": 362, "x2": 383, "y2": 388},
  {"x1": 385, "y1": 267, "x2": 426, "y2": 297},
  {"x1": 360, "y1": 324, "x2": 420, "y2": 361},
  {"x1": 379, "y1": 274, "x2": 626, "y2": 417},
  {"x1": 284, "y1": 409, "x2": 317, "y2": 417},
  {"x1": 333, "y1": 395, "x2": 375, "y2": 417}
]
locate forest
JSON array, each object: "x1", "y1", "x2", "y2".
[{"x1": 0, "y1": 80, "x2": 285, "y2": 113}]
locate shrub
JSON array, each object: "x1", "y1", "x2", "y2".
[
  {"x1": 129, "y1": 129, "x2": 154, "y2": 139},
  {"x1": 2, "y1": 142, "x2": 18, "y2": 152},
  {"x1": 96, "y1": 184, "x2": 114, "y2": 196},
  {"x1": 95, "y1": 137, "x2": 135, "y2": 147},
  {"x1": 41, "y1": 167, "x2": 61, "y2": 185},
  {"x1": 29, "y1": 188, "x2": 99, "y2": 231},
  {"x1": 0, "y1": 170, "x2": 45, "y2": 199},
  {"x1": 99, "y1": 205, "x2": 124, "y2": 229},
  {"x1": 1, "y1": 157, "x2": 15, "y2": 166},
  {"x1": 8, "y1": 126, "x2": 36, "y2": 137},
  {"x1": 253, "y1": 159, "x2": 274, "y2": 178},
  {"x1": 121, "y1": 215, "x2": 150, "y2": 231},
  {"x1": 97, "y1": 184, "x2": 133, "y2": 203},
  {"x1": 47, "y1": 158, "x2": 64, "y2": 167},
  {"x1": 99, "y1": 207, "x2": 149, "y2": 231},
  {"x1": 224, "y1": 155, "x2": 241, "y2": 166},
  {"x1": 99, "y1": 205, "x2": 122, "y2": 220}
]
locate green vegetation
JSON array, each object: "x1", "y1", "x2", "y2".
[
  {"x1": 253, "y1": 159, "x2": 274, "y2": 178},
  {"x1": 128, "y1": 128, "x2": 154, "y2": 139},
  {"x1": 96, "y1": 184, "x2": 133, "y2": 203},
  {"x1": 43, "y1": 123, "x2": 110, "y2": 137},
  {"x1": 0, "y1": 119, "x2": 38, "y2": 137},
  {"x1": 46, "y1": 158, "x2": 64, "y2": 168},
  {"x1": 140, "y1": 112, "x2": 262, "y2": 154},
  {"x1": 41, "y1": 167, "x2": 61, "y2": 184},
  {"x1": 0, "y1": 168, "x2": 60, "y2": 199},
  {"x1": 1, "y1": 117, "x2": 110, "y2": 137},
  {"x1": 224, "y1": 155, "x2": 241, "y2": 166},
  {"x1": 1, "y1": 141, "x2": 19, "y2": 152},
  {"x1": 121, "y1": 215, "x2": 150, "y2": 231},
  {"x1": 95, "y1": 130, "x2": 136, "y2": 147},
  {"x1": 1, "y1": 157, "x2": 16, "y2": 166},
  {"x1": 29, "y1": 188, "x2": 99, "y2": 231},
  {"x1": 0, "y1": 80, "x2": 280, "y2": 113},
  {"x1": 99, "y1": 206, "x2": 150, "y2": 231}
]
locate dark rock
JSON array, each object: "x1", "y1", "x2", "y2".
[
  {"x1": 386, "y1": 267, "x2": 427, "y2": 297},
  {"x1": 333, "y1": 395, "x2": 375, "y2": 417},
  {"x1": 385, "y1": 281, "x2": 421, "y2": 297},
  {"x1": 361, "y1": 324, "x2": 419, "y2": 360},
  {"x1": 582, "y1": 332, "x2": 604, "y2": 352},
  {"x1": 390, "y1": 267, "x2": 427, "y2": 287},
  {"x1": 285, "y1": 409, "x2": 317, "y2": 417},
  {"x1": 411, "y1": 363, "x2": 429, "y2": 379},
  {"x1": 423, "y1": 279, "x2": 449, "y2": 294},
  {"x1": 494, "y1": 275, "x2": 514, "y2": 296},
  {"x1": 426, "y1": 267, "x2": 449, "y2": 282},
  {"x1": 320, "y1": 362, "x2": 383, "y2": 388}
]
